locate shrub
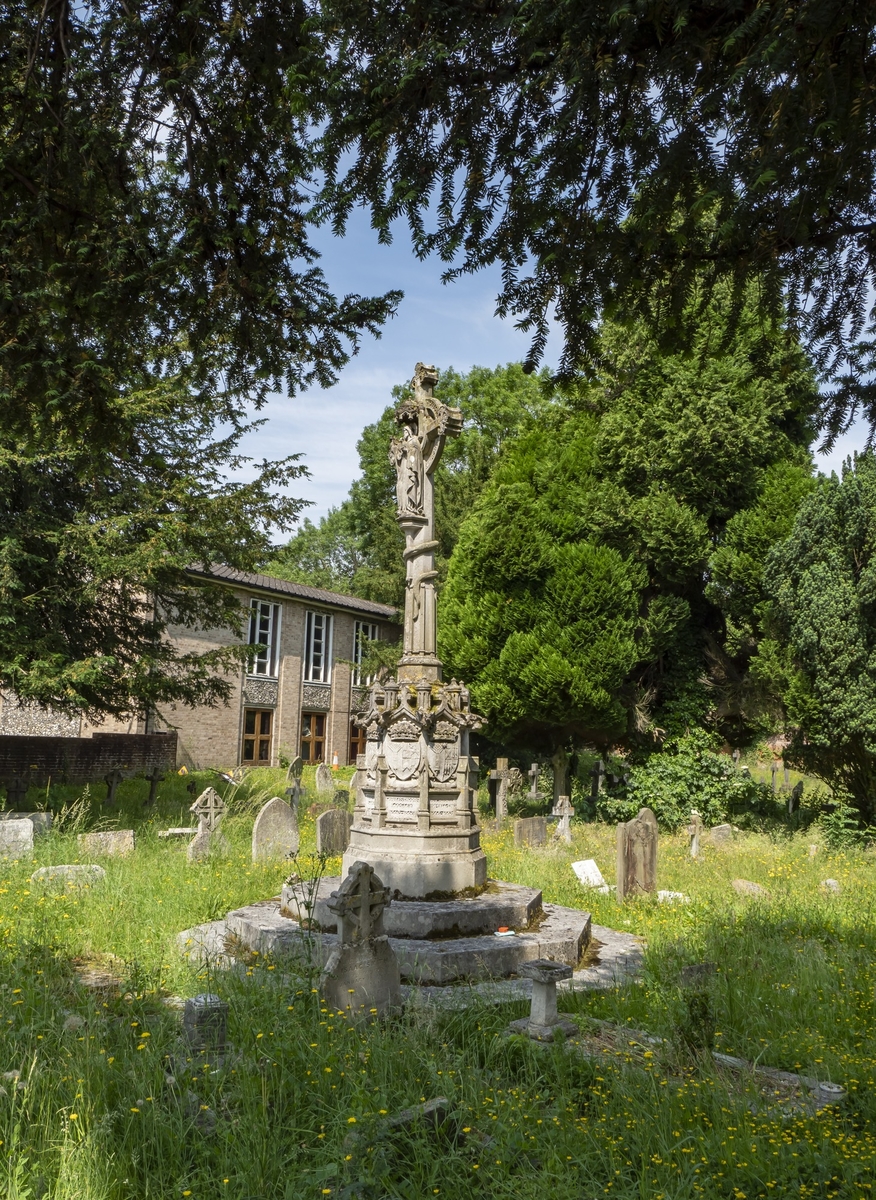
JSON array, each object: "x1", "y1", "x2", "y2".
[{"x1": 596, "y1": 731, "x2": 769, "y2": 829}]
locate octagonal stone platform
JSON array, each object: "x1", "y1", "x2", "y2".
[
  {"x1": 279, "y1": 878, "x2": 543, "y2": 938},
  {"x1": 224, "y1": 879, "x2": 591, "y2": 986}
]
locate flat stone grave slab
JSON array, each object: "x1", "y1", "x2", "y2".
[
  {"x1": 280, "y1": 878, "x2": 542, "y2": 938},
  {"x1": 78, "y1": 830, "x2": 134, "y2": 857},
  {"x1": 223, "y1": 895, "x2": 591, "y2": 985},
  {"x1": 0, "y1": 812, "x2": 52, "y2": 835},
  {"x1": 30, "y1": 864, "x2": 106, "y2": 888}
]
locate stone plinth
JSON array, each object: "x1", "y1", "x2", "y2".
[
  {"x1": 343, "y1": 677, "x2": 486, "y2": 898},
  {"x1": 225, "y1": 889, "x2": 591, "y2": 985},
  {"x1": 281, "y1": 878, "x2": 542, "y2": 938}
]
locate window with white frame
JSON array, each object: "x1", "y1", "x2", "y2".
[
  {"x1": 353, "y1": 620, "x2": 379, "y2": 685},
  {"x1": 248, "y1": 600, "x2": 281, "y2": 677},
  {"x1": 304, "y1": 610, "x2": 333, "y2": 683}
]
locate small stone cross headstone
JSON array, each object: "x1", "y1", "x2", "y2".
[
  {"x1": 552, "y1": 794, "x2": 574, "y2": 844},
  {"x1": 526, "y1": 762, "x2": 546, "y2": 805},
  {"x1": 104, "y1": 768, "x2": 125, "y2": 806},
  {"x1": 616, "y1": 807, "x2": 658, "y2": 901},
  {"x1": 187, "y1": 787, "x2": 227, "y2": 861},
  {"x1": 252, "y1": 796, "x2": 299, "y2": 862},
  {"x1": 144, "y1": 767, "x2": 164, "y2": 806},
  {"x1": 315, "y1": 763, "x2": 334, "y2": 793},
  {"x1": 319, "y1": 861, "x2": 401, "y2": 1017},
  {"x1": 687, "y1": 809, "x2": 703, "y2": 859},
  {"x1": 316, "y1": 808, "x2": 353, "y2": 855},
  {"x1": 732, "y1": 748, "x2": 741, "y2": 767},
  {"x1": 489, "y1": 757, "x2": 515, "y2": 819},
  {"x1": 514, "y1": 815, "x2": 547, "y2": 847}
]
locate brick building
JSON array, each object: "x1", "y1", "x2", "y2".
[{"x1": 0, "y1": 567, "x2": 398, "y2": 771}]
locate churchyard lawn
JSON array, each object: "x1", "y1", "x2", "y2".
[{"x1": 2, "y1": 766, "x2": 875, "y2": 1199}]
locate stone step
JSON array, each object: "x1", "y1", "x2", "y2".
[
  {"x1": 280, "y1": 877, "x2": 542, "y2": 938},
  {"x1": 224, "y1": 898, "x2": 591, "y2": 985}
]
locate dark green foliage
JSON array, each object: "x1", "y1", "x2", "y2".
[
  {"x1": 596, "y1": 732, "x2": 769, "y2": 830},
  {"x1": 762, "y1": 456, "x2": 876, "y2": 821},
  {"x1": 1, "y1": 1, "x2": 398, "y2": 715},
  {"x1": 315, "y1": 0, "x2": 876, "y2": 426},
  {"x1": 268, "y1": 363, "x2": 557, "y2": 605},
  {"x1": 441, "y1": 290, "x2": 817, "y2": 753}
]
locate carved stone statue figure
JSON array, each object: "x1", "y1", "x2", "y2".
[{"x1": 390, "y1": 425, "x2": 425, "y2": 516}]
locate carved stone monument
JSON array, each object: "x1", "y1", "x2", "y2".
[
  {"x1": 319, "y1": 861, "x2": 402, "y2": 1017},
  {"x1": 342, "y1": 364, "x2": 486, "y2": 897},
  {"x1": 616, "y1": 807, "x2": 658, "y2": 901}
]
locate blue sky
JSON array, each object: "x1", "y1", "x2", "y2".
[{"x1": 238, "y1": 210, "x2": 869, "y2": 528}]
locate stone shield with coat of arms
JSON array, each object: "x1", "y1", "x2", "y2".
[
  {"x1": 385, "y1": 735, "x2": 422, "y2": 781},
  {"x1": 427, "y1": 740, "x2": 459, "y2": 783}
]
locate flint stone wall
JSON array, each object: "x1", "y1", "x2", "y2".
[{"x1": 0, "y1": 732, "x2": 177, "y2": 787}]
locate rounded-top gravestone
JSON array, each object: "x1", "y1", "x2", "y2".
[{"x1": 252, "y1": 796, "x2": 299, "y2": 862}]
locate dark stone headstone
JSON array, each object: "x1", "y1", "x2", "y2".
[
  {"x1": 316, "y1": 809, "x2": 353, "y2": 855},
  {"x1": 514, "y1": 816, "x2": 547, "y2": 847}
]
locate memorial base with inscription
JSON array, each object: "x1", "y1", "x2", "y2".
[{"x1": 341, "y1": 676, "x2": 487, "y2": 898}]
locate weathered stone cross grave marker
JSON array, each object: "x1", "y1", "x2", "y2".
[
  {"x1": 552, "y1": 794, "x2": 575, "y2": 844},
  {"x1": 489, "y1": 758, "x2": 516, "y2": 820},
  {"x1": 687, "y1": 809, "x2": 703, "y2": 859},
  {"x1": 187, "y1": 787, "x2": 227, "y2": 861},
  {"x1": 320, "y1": 861, "x2": 401, "y2": 1017},
  {"x1": 144, "y1": 767, "x2": 165, "y2": 806},
  {"x1": 526, "y1": 762, "x2": 546, "y2": 805}
]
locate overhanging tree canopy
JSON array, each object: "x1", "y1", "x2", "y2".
[
  {"x1": 315, "y1": 0, "x2": 876, "y2": 432},
  {"x1": 1, "y1": 0, "x2": 398, "y2": 716}
]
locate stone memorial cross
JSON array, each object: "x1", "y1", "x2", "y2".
[
  {"x1": 526, "y1": 762, "x2": 546, "y2": 805},
  {"x1": 687, "y1": 809, "x2": 703, "y2": 859},
  {"x1": 552, "y1": 794, "x2": 575, "y2": 844},
  {"x1": 489, "y1": 757, "x2": 514, "y2": 820},
  {"x1": 187, "y1": 787, "x2": 226, "y2": 861},
  {"x1": 320, "y1": 861, "x2": 402, "y2": 1017},
  {"x1": 326, "y1": 860, "x2": 391, "y2": 944},
  {"x1": 616, "y1": 807, "x2": 658, "y2": 901},
  {"x1": 144, "y1": 767, "x2": 165, "y2": 806}
]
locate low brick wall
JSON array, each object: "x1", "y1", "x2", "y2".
[{"x1": 0, "y1": 732, "x2": 178, "y2": 786}]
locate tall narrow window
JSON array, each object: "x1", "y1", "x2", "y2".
[
  {"x1": 248, "y1": 600, "x2": 281, "y2": 677},
  {"x1": 242, "y1": 708, "x2": 273, "y2": 763},
  {"x1": 301, "y1": 712, "x2": 326, "y2": 763},
  {"x1": 352, "y1": 621, "x2": 378, "y2": 685},
  {"x1": 304, "y1": 610, "x2": 333, "y2": 683}
]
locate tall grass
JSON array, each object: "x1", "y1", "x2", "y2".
[{"x1": 1, "y1": 768, "x2": 874, "y2": 1198}]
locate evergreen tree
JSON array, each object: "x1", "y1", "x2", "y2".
[
  {"x1": 760, "y1": 456, "x2": 876, "y2": 821},
  {"x1": 440, "y1": 291, "x2": 818, "y2": 759},
  {"x1": 1, "y1": 1, "x2": 398, "y2": 716}
]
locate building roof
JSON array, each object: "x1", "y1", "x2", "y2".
[{"x1": 189, "y1": 564, "x2": 398, "y2": 620}]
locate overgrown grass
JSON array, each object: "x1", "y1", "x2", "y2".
[{"x1": 2, "y1": 769, "x2": 875, "y2": 1198}]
